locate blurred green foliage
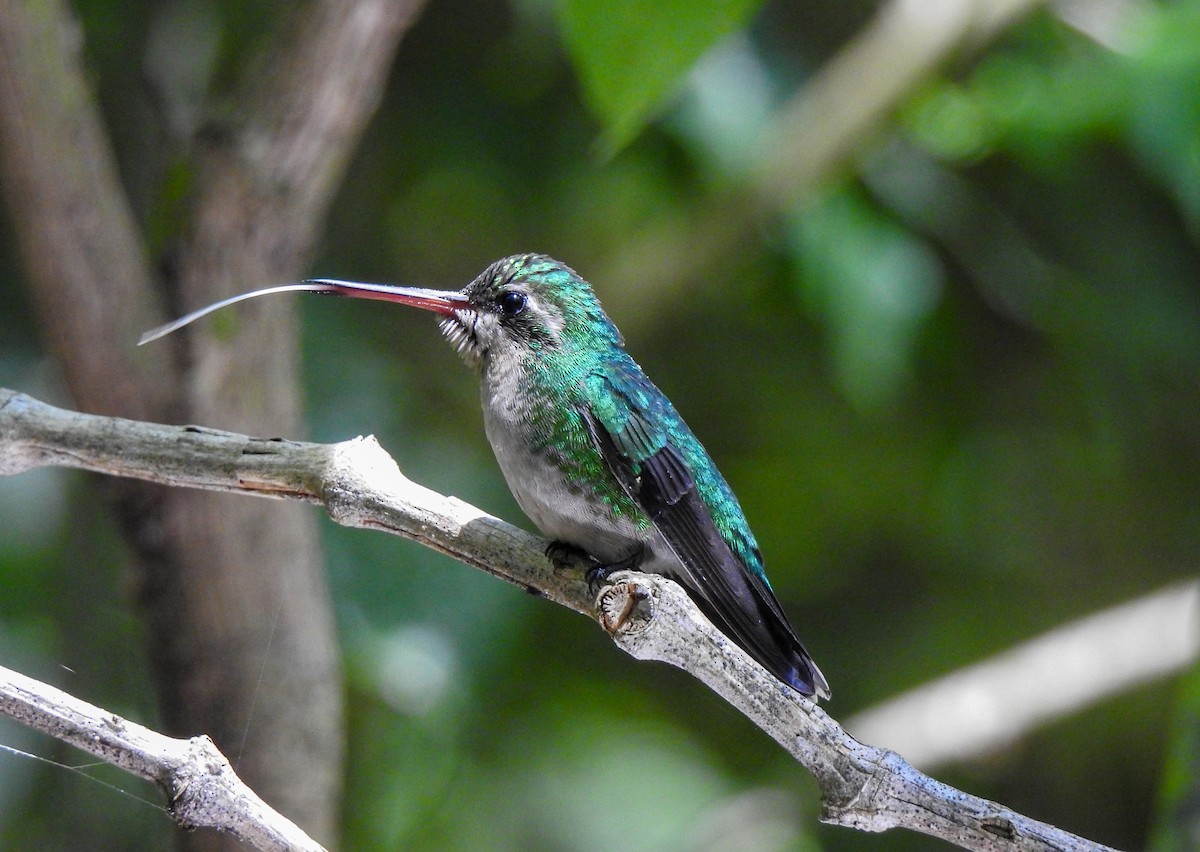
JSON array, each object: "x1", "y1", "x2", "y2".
[
  {"x1": 558, "y1": 0, "x2": 761, "y2": 153},
  {"x1": 1, "y1": 0, "x2": 1199, "y2": 849}
]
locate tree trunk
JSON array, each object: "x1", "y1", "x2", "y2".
[{"x1": 0, "y1": 0, "x2": 423, "y2": 845}]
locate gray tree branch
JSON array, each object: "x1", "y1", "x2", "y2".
[
  {"x1": 0, "y1": 663, "x2": 323, "y2": 852},
  {"x1": 0, "y1": 387, "x2": 1118, "y2": 852}
]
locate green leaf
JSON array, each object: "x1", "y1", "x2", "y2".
[{"x1": 557, "y1": 0, "x2": 763, "y2": 154}]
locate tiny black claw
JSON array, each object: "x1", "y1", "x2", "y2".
[
  {"x1": 586, "y1": 546, "x2": 645, "y2": 594},
  {"x1": 545, "y1": 541, "x2": 645, "y2": 593},
  {"x1": 585, "y1": 562, "x2": 612, "y2": 593}
]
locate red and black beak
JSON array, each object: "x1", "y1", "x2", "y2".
[{"x1": 304, "y1": 279, "x2": 470, "y2": 317}]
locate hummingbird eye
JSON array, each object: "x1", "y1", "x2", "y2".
[{"x1": 497, "y1": 291, "x2": 527, "y2": 318}]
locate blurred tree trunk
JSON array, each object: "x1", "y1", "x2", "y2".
[{"x1": 0, "y1": 0, "x2": 423, "y2": 847}]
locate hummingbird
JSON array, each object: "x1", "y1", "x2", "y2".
[{"x1": 141, "y1": 254, "x2": 829, "y2": 699}]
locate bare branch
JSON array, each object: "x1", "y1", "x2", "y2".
[
  {"x1": 0, "y1": 387, "x2": 1121, "y2": 851},
  {"x1": 0, "y1": 387, "x2": 588, "y2": 614},
  {"x1": 0, "y1": 663, "x2": 324, "y2": 852},
  {"x1": 599, "y1": 576, "x2": 1116, "y2": 851},
  {"x1": 848, "y1": 582, "x2": 1200, "y2": 769}
]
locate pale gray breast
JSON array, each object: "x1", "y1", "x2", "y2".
[{"x1": 480, "y1": 378, "x2": 645, "y2": 563}]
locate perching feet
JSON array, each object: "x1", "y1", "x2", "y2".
[{"x1": 545, "y1": 540, "x2": 644, "y2": 593}]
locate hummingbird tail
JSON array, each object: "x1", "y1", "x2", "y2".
[{"x1": 784, "y1": 651, "x2": 831, "y2": 701}]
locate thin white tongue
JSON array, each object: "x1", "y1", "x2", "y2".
[{"x1": 138, "y1": 282, "x2": 343, "y2": 346}]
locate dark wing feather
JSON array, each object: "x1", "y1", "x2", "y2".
[{"x1": 582, "y1": 365, "x2": 829, "y2": 699}]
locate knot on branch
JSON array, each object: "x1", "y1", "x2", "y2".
[
  {"x1": 596, "y1": 573, "x2": 654, "y2": 637},
  {"x1": 165, "y1": 735, "x2": 235, "y2": 825}
]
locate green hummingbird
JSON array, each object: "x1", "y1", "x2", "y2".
[{"x1": 141, "y1": 254, "x2": 829, "y2": 699}]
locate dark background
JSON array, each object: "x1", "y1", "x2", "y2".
[{"x1": 1, "y1": 0, "x2": 1198, "y2": 848}]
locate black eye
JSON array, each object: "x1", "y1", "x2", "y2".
[{"x1": 498, "y1": 291, "x2": 527, "y2": 317}]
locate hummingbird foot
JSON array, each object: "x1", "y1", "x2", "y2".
[
  {"x1": 544, "y1": 540, "x2": 645, "y2": 594},
  {"x1": 584, "y1": 545, "x2": 646, "y2": 594}
]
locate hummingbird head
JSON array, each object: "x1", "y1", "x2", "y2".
[
  {"x1": 438, "y1": 254, "x2": 622, "y2": 371},
  {"x1": 296, "y1": 255, "x2": 622, "y2": 372}
]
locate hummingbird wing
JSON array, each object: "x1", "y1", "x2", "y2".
[{"x1": 581, "y1": 362, "x2": 829, "y2": 699}]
